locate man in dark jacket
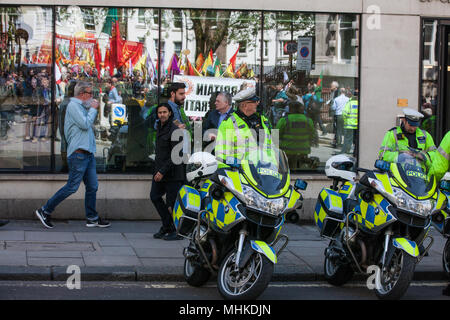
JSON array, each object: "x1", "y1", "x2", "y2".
[
  {"x1": 202, "y1": 91, "x2": 234, "y2": 140},
  {"x1": 150, "y1": 103, "x2": 185, "y2": 240}
]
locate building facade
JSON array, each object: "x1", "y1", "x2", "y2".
[{"x1": 0, "y1": 0, "x2": 449, "y2": 220}]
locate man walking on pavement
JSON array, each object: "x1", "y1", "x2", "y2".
[
  {"x1": 35, "y1": 81, "x2": 110, "y2": 229},
  {"x1": 151, "y1": 103, "x2": 184, "y2": 241}
]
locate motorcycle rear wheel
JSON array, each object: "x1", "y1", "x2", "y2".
[
  {"x1": 375, "y1": 249, "x2": 415, "y2": 300},
  {"x1": 217, "y1": 250, "x2": 273, "y2": 300},
  {"x1": 443, "y1": 238, "x2": 450, "y2": 278}
]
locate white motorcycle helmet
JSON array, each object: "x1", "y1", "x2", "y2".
[
  {"x1": 186, "y1": 152, "x2": 218, "y2": 182},
  {"x1": 325, "y1": 154, "x2": 356, "y2": 181}
]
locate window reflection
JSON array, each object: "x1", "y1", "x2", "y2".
[
  {"x1": 263, "y1": 12, "x2": 359, "y2": 170},
  {"x1": 0, "y1": 6, "x2": 53, "y2": 170},
  {"x1": 0, "y1": 6, "x2": 360, "y2": 173}
]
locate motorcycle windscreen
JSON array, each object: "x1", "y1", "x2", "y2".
[
  {"x1": 392, "y1": 152, "x2": 435, "y2": 198},
  {"x1": 240, "y1": 147, "x2": 289, "y2": 196}
]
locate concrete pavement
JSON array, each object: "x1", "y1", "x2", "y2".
[{"x1": 0, "y1": 219, "x2": 447, "y2": 282}]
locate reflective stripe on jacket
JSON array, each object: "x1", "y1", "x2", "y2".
[
  {"x1": 378, "y1": 126, "x2": 436, "y2": 164},
  {"x1": 215, "y1": 112, "x2": 271, "y2": 163},
  {"x1": 276, "y1": 113, "x2": 316, "y2": 155},
  {"x1": 343, "y1": 98, "x2": 358, "y2": 130}
]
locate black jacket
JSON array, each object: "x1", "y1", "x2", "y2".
[{"x1": 154, "y1": 115, "x2": 185, "y2": 182}]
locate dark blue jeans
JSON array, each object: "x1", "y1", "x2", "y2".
[{"x1": 43, "y1": 152, "x2": 98, "y2": 220}]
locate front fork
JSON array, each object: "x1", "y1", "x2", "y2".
[{"x1": 235, "y1": 227, "x2": 248, "y2": 268}]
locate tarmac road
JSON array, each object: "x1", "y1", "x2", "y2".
[{"x1": 0, "y1": 280, "x2": 448, "y2": 300}]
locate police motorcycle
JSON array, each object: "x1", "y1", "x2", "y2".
[
  {"x1": 434, "y1": 172, "x2": 450, "y2": 277},
  {"x1": 172, "y1": 148, "x2": 307, "y2": 300},
  {"x1": 314, "y1": 151, "x2": 447, "y2": 300}
]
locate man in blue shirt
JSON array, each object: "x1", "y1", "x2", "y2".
[{"x1": 35, "y1": 81, "x2": 110, "y2": 229}]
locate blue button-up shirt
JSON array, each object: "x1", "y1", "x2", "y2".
[{"x1": 64, "y1": 97, "x2": 97, "y2": 157}]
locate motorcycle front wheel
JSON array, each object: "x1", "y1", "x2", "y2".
[
  {"x1": 184, "y1": 257, "x2": 211, "y2": 287},
  {"x1": 217, "y1": 250, "x2": 273, "y2": 300},
  {"x1": 443, "y1": 238, "x2": 450, "y2": 278},
  {"x1": 375, "y1": 249, "x2": 415, "y2": 300},
  {"x1": 323, "y1": 242, "x2": 354, "y2": 286}
]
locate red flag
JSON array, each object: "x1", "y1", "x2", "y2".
[
  {"x1": 109, "y1": 20, "x2": 124, "y2": 75},
  {"x1": 195, "y1": 53, "x2": 204, "y2": 72},
  {"x1": 94, "y1": 41, "x2": 102, "y2": 79},
  {"x1": 229, "y1": 44, "x2": 240, "y2": 72}
]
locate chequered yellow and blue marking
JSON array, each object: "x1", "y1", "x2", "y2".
[
  {"x1": 208, "y1": 191, "x2": 244, "y2": 230},
  {"x1": 173, "y1": 185, "x2": 201, "y2": 229},
  {"x1": 353, "y1": 194, "x2": 394, "y2": 231},
  {"x1": 339, "y1": 182, "x2": 354, "y2": 200},
  {"x1": 314, "y1": 188, "x2": 343, "y2": 232}
]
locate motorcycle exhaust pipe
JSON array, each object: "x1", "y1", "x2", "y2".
[
  {"x1": 357, "y1": 239, "x2": 367, "y2": 267},
  {"x1": 208, "y1": 238, "x2": 218, "y2": 268}
]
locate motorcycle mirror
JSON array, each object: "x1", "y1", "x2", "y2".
[
  {"x1": 374, "y1": 160, "x2": 390, "y2": 172},
  {"x1": 294, "y1": 179, "x2": 308, "y2": 190}
]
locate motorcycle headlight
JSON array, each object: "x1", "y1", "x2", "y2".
[
  {"x1": 392, "y1": 187, "x2": 435, "y2": 217},
  {"x1": 242, "y1": 185, "x2": 287, "y2": 216}
]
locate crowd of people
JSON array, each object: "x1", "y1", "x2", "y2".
[{"x1": 0, "y1": 61, "x2": 362, "y2": 174}]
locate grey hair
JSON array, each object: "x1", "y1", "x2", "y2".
[
  {"x1": 74, "y1": 81, "x2": 93, "y2": 97},
  {"x1": 217, "y1": 91, "x2": 232, "y2": 106}
]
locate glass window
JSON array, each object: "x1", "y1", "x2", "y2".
[
  {"x1": 263, "y1": 12, "x2": 359, "y2": 171},
  {"x1": 0, "y1": 6, "x2": 360, "y2": 174},
  {"x1": 55, "y1": 6, "x2": 159, "y2": 173},
  {"x1": 420, "y1": 19, "x2": 438, "y2": 142},
  {"x1": 0, "y1": 6, "x2": 53, "y2": 171}
]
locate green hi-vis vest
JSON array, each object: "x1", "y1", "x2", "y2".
[
  {"x1": 378, "y1": 126, "x2": 436, "y2": 164},
  {"x1": 276, "y1": 114, "x2": 316, "y2": 155},
  {"x1": 430, "y1": 131, "x2": 450, "y2": 181},
  {"x1": 343, "y1": 98, "x2": 358, "y2": 130},
  {"x1": 214, "y1": 112, "x2": 272, "y2": 163}
]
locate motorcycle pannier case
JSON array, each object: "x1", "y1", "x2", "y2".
[
  {"x1": 173, "y1": 185, "x2": 201, "y2": 237},
  {"x1": 314, "y1": 188, "x2": 345, "y2": 238}
]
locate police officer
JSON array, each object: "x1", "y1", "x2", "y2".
[
  {"x1": 215, "y1": 87, "x2": 272, "y2": 164},
  {"x1": 276, "y1": 101, "x2": 317, "y2": 169},
  {"x1": 341, "y1": 91, "x2": 358, "y2": 154},
  {"x1": 430, "y1": 131, "x2": 450, "y2": 181},
  {"x1": 378, "y1": 108, "x2": 436, "y2": 164}
]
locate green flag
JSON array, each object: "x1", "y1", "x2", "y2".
[
  {"x1": 102, "y1": 8, "x2": 119, "y2": 36},
  {"x1": 315, "y1": 71, "x2": 323, "y2": 100}
]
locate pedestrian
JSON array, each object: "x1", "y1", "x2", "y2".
[
  {"x1": 331, "y1": 88, "x2": 349, "y2": 148},
  {"x1": 35, "y1": 81, "x2": 110, "y2": 229},
  {"x1": 151, "y1": 103, "x2": 185, "y2": 240},
  {"x1": 276, "y1": 101, "x2": 318, "y2": 169},
  {"x1": 341, "y1": 90, "x2": 358, "y2": 154},
  {"x1": 202, "y1": 91, "x2": 234, "y2": 141}
]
